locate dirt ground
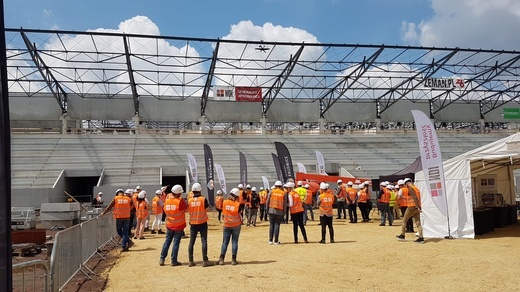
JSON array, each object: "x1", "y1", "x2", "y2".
[{"x1": 94, "y1": 211, "x2": 520, "y2": 292}]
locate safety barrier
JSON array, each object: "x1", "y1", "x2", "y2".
[
  {"x1": 50, "y1": 212, "x2": 116, "y2": 292},
  {"x1": 12, "y1": 260, "x2": 50, "y2": 292}
]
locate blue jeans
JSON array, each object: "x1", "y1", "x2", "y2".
[
  {"x1": 116, "y1": 218, "x2": 130, "y2": 249},
  {"x1": 221, "y1": 225, "x2": 241, "y2": 257},
  {"x1": 304, "y1": 204, "x2": 314, "y2": 223},
  {"x1": 188, "y1": 223, "x2": 208, "y2": 261},
  {"x1": 160, "y1": 228, "x2": 183, "y2": 263},
  {"x1": 379, "y1": 203, "x2": 393, "y2": 224},
  {"x1": 269, "y1": 214, "x2": 283, "y2": 242}
]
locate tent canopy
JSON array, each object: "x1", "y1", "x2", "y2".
[{"x1": 379, "y1": 156, "x2": 422, "y2": 183}]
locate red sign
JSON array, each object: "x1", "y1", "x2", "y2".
[
  {"x1": 235, "y1": 87, "x2": 262, "y2": 102},
  {"x1": 295, "y1": 172, "x2": 371, "y2": 186}
]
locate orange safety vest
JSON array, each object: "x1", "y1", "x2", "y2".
[
  {"x1": 136, "y1": 200, "x2": 148, "y2": 219},
  {"x1": 215, "y1": 195, "x2": 224, "y2": 209},
  {"x1": 289, "y1": 191, "x2": 304, "y2": 214},
  {"x1": 223, "y1": 199, "x2": 241, "y2": 228},
  {"x1": 347, "y1": 187, "x2": 357, "y2": 202},
  {"x1": 379, "y1": 188, "x2": 390, "y2": 203},
  {"x1": 164, "y1": 197, "x2": 186, "y2": 230},
  {"x1": 152, "y1": 196, "x2": 162, "y2": 214},
  {"x1": 269, "y1": 189, "x2": 285, "y2": 210},
  {"x1": 319, "y1": 193, "x2": 334, "y2": 216},
  {"x1": 406, "y1": 186, "x2": 421, "y2": 208},
  {"x1": 397, "y1": 190, "x2": 407, "y2": 207},
  {"x1": 132, "y1": 192, "x2": 138, "y2": 207},
  {"x1": 337, "y1": 185, "x2": 347, "y2": 199},
  {"x1": 246, "y1": 191, "x2": 252, "y2": 207},
  {"x1": 305, "y1": 190, "x2": 313, "y2": 205},
  {"x1": 358, "y1": 189, "x2": 368, "y2": 203},
  {"x1": 113, "y1": 195, "x2": 132, "y2": 219},
  {"x1": 238, "y1": 190, "x2": 245, "y2": 204},
  {"x1": 259, "y1": 191, "x2": 267, "y2": 204},
  {"x1": 188, "y1": 196, "x2": 208, "y2": 225}
]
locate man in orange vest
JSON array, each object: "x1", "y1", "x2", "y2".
[
  {"x1": 317, "y1": 183, "x2": 334, "y2": 243},
  {"x1": 377, "y1": 182, "x2": 393, "y2": 226},
  {"x1": 266, "y1": 181, "x2": 287, "y2": 245},
  {"x1": 258, "y1": 187, "x2": 268, "y2": 221},
  {"x1": 187, "y1": 183, "x2": 214, "y2": 267},
  {"x1": 396, "y1": 178, "x2": 425, "y2": 243},
  {"x1": 101, "y1": 189, "x2": 133, "y2": 251},
  {"x1": 160, "y1": 185, "x2": 187, "y2": 266},
  {"x1": 345, "y1": 181, "x2": 358, "y2": 223},
  {"x1": 215, "y1": 190, "x2": 224, "y2": 223},
  {"x1": 397, "y1": 179, "x2": 414, "y2": 233},
  {"x1": 287, "y1": 182, "x2": 308, "y2": 243},
  {"x1": 304, "y1": 184, "x2": 314, "y2": 222},
  {"x1": 336, "y1": 179, "x2": 347, "y2": 219},
  {"x1": 151, "y1": 190, "x2": 165, "y2": 234},
  {"x1": 237, "y1": 184, "x2": 246, "y2": 222},
  {"x1": 356, "y1": 183, "x2": 369, "y2": 222},
  {"x1": 217, "y1": 188, "x2": 242, "y2": 266}
]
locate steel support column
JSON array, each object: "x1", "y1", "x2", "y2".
[
  {"x1": 262, "y1": 44, "x2": 305, "y2": 117},
  {"x1": 201, "y1": 41, "x2": 220, "y2": 117},
  {"x1": 21, "y1": 32, "x2": 68, "y2": 113},
  {"x1": 319, "y1": 47, "x2": 383, "y2": 118},
  {"x1": 123, "y1": 36, "x2": 139, "y2": 115}
]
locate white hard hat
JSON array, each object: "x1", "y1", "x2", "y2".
[
  {"x1": 252, "y1": 187, "x2": 257, "y2": 192},
  {"x1": 136, "y1": 185, "x2": 142, "y2": 190},
  {"x1": 238, "y1": 183, "x2": 244, "y2": 189},
  {"x1": 246, "y1": 184, "x2": 252, "y2": 189},
  {"x1": 364, "y1": 181, "x2": 370, "y2": 185},
  {"x1": 274, "y1": 181, "x2": 283, "y2": 187},
  {"x1": 229, "y1": 188, "x2": 240, "y2": 196},
  {"x1": 98, "y1": 192, "x2": 103, "y2": 195},
  {"x1": 172, "y1": 185, "x2": 184, "y2": 194},
  {"x1": 286, "y1": 182, "x2": 295, "y2": 188},
  {"x1": 337, "y1": 179, "x2": 342, "y2": 184},
  {"x1": 155, "y1": 190, "x2": 162, "y2": 195},
  {"x1": 320, "y1": 182, "x2": 327, "y2": 189},
  {"x1": 191, "y1": 183, "x2": 202, "y2": 192},
  {"x1": 161, "y1": 186, "x2": 167, "y2": 191},
  {"x1": 347, "y1": 181, "x2": 353, "y2": 185},
  {"x1": 283, "y1": 183, "x2": 288, "y2": 188},
  {"x1": 395, "y1": 185, "x2": 400, "y2": 189},
  {"x1": 404, "y1": 178, "x2": 412, "y2": 183},
  {"x1": 397, "y1": 179, "x2": 405, "y2": 185},
  {"x1": 125, "y1": 189, "x2": 133, "y2": 195},
  {"x1": 297, "y1": 181, "x2": 303, "y2": 186},
  {"x1": 138, "y1": 191, "x2": 146, "y2": 199},
  {"x1": 260, "y1": 187, "x2": 264, "y2": 190},
  {"x1": 387, "y1": 185, "x2": 394, "y2": 190},
  {"x1": 358, "y1": 183, "x2": 364, "y2": 188},
  {"x1": 380, "y1": 182, "x2": 386, "y2": 186},
  {"x1": 304, "y1": 184, "x2": 310, "y2": 188},
  {"x1": 216, "y1": 190, "x2": 223, "y2": 195},
  {"x1": 271, "y1": 186, "x2": 275, "y2": 190},
  {"x1": 115, "y1": 189, "x2": 123, "y2": 194}
]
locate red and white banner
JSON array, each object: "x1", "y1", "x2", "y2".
[
  {"x1": 235, "y1": 87, "x2": 262, "y2": 102},
  {"x1": 411, "y1": 110, "x2": 448, "y2": 217},
  {"x1": 186, "y1": 154, "x2": 198, "y2": 183},
  {"x1": 214, "y1": 163, "x2": 227, "y2": 195},
  {"x1": 315, "y1": 151, "x2": 327, "y2": 175}
]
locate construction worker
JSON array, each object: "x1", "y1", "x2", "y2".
[
  {"x1": 151, "y1": 190, "x2": 165, "y2": 234},
  {"x1": 101, "y1": 189, "x2": 133, "y2": 251},
  {"x1": 336, "y1": 180, "x2": 347, "y2": 219},
  {"x1": 266, "y1": 180, "x2": 287, "y2": 245},
  {"x1": 187, "y1": 183, "x2": 214, "y2": 267},
  {"x1": 357, "y1": 183, "x2": 369, "y2": 222},
  {"x1": 259, "y1": 187, "x2": 268, "y2": 221},
  {"x1": 217, "y1": 188, "x2": 241, "y2": 266},
  {"x1": 346, "y1": 181, "x2": 358, "y2": 223},
  {"x1": 396, "y1": 178, "x2": 425, "y2": 243},
  {"x1": 393, "y1": 185, "x2": 401, "y2": 219},
  {"x1": 287, "y1": 182, "x2": 308, "y2": 243},
  {"x1": 160, "y1": 185, "x2": 187, "y2": 266},
  {"x1": 215, "y1": 190, "x2": 224, "y2": 223},
  {"x1": 244, "y1": 185, "x2": 252, "y2": 225},
  {"x1": 94, "y1": 192, "x2": 104, "y2": 206},
  {"x1": 397, "y1": 180, "x2": 414, "y2": 233},
  {"x1": 388, "y1": 185, "x2": 398, "y2": 221},
  {"x1": 304, "y1": 184, "x2": 314, "y2": 222},
  {"x1": 237, "y1": 184, "x2": 245, "y2": 222},
  {"x1": 378, "y1": 182, "x2": 392, "y2": 226},
  {"x1": 160, "y1": 186, "x2": 168, "y2": 224},
  {"x1": 248, "y1": 187, "x2": 260, "y2": 227},
  {"x1": 129, "y1": 186, "x2": 141, "y2": 234},
  {"x1": 317, "y1": 183, "x2": 334, "y2": 244},
  {"x1": 135, "y1": 191, "x2": 149, "y2": 239}
]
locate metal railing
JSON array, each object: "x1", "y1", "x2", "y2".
[
  {"x1": 50, "y1": 212, "x2": 116, "y2": 292},
  {"x1": 12, "y1": 260, "x2": 50, "y2": 292}
]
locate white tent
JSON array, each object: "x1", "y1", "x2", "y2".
[{"x1": 415, "y1": 132, "x2": 520, "y2": 239}]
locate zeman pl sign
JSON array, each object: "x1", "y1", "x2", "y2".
[{"x1": 424, "y1": 78, "x2": 465, "y2": 89}]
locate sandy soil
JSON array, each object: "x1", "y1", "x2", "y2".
[{"x1": 102, "y1": 211, "x2": 520, "y2": 292}]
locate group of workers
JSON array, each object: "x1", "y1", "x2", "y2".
[{"x1": 101, "y1": 176, "x2": 425, "y2": 267}]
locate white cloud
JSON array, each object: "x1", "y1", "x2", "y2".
[{"x1": 401, "y1": 0, "x2": 520, "y2": 50}]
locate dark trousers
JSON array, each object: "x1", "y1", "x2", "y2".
[
  {"x1": 188, "y1": 223, "x2": 209, "y2": 261},
  {"x1": 336, "y1": 200, "x2": 347, "y2": 218},
  {"x1": 401, "y1": 206, "x2": 414, "y2": 232},
  {"x1": 347, "y1": 204, "x2": 357, "y2": 222},
  {"x1": 260, "y1": 204, "x2": 267, "y2": 221},
  {"x1": 358, "y1": 202, "x2": 368, "y2": 221},
  {"x1": 290, "y1": 212, "x2": 307, "y2": 242},
  {"x1": 320, "y1": 216, "x2": 334, "y2": 242},
  {"x1": 217, "y1": 208, "x2": 222, "y2": 222},
  {"x1": 116, "y1": 218, "x2": 130, "y2": 249},
  {"x1": 284, "y1": 207, "x2": 290, "y2": 223},
  {"x1": 268, "y1": 214, "x2": 283, "y2": 242},
  {"x1": 239, "y1": 204, "x2": 245, "y2": 222},
  {"x1": 128, "y1": 211, "x2": 136, "y2": 236}
]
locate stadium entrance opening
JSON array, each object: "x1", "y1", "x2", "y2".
[{"x1": 64, "y1": 170, "x2": 101, "y2": 203}]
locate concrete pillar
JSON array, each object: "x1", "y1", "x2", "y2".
[
  {"x1": 375, "y1": 118, "x2": 381, "y2": 132},
  {"x1": 260, "y1": 117, "x2": 267, "y2": 135},
  {"x1": 479, "y1": 119, "x2": 485, "y2": 130},
  {"x1": 198, "y1": 116, "x2": 206, "y2": 134},
  {"x1": 132, "y1": 115, "x2": 142, "y2": 134},
  {"x1": 59, "y1": 114, "x2": 68, "y2": 134},
  {"x1": 318, "y1": 118, "x2": 326, "y2": 134}
]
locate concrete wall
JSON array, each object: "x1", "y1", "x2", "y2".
[
  {"x1": 381, "y1": 101, "x2": 429, "y2": 122},
  {"x1": 435, "y1": 103, "x2": 480, "y2": 122},
  {"x1": 10, "y1": 95, "x2": 62, "y2": 120},
  {"x1": 68, "y1": 95, "x2": 135, "y2": 120},
  {"x1": 140, "y1": 97, "x2": 200, "y2": 121}
]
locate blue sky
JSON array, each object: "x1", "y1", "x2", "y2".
[{"x1": 5, "y1": 0, "x2": 520, "y2": 49}]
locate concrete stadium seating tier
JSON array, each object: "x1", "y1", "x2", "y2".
[{"x1": 11, "y1": 132, "x2": 508, "y2": 207}]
